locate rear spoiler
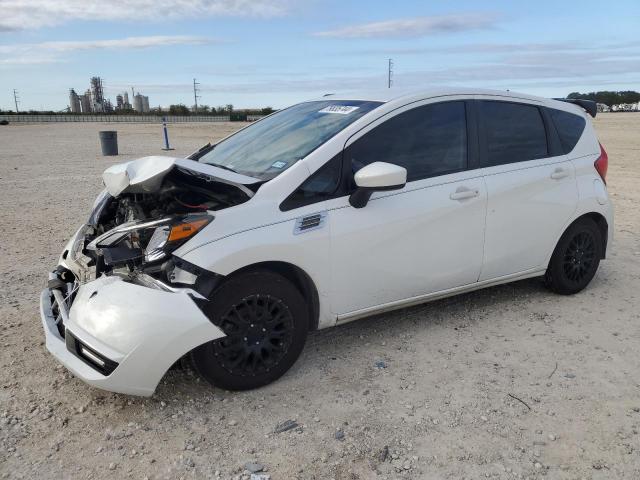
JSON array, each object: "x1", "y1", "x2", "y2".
[{"x1": 552, "y1": 98, "x2": 597, "y2": 118}]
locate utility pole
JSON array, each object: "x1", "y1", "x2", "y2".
[
  {"x1": 387, "y1": 59, "x2": 393, "y2": 88},
  {"x1": 193, "y1": 78, "x2": 201, "y2": 114},
  {"x1": 13, "y1": 89, "x2": 20, "y2": 113}
]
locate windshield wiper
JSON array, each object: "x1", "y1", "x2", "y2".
[{"x1": 206, "y1": 162, "x2": 238, "y2": 174}]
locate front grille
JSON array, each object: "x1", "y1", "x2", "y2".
[
  {"x1": 50, "y1": 295, "x2": 66, "y2": 338},
  {"x1": 48, "y1": 271, "x2": 79, "y2": 338}
]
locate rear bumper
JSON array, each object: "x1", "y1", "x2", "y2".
[{"x1": 40, "y1": 275, "x2": 225, "y2": 396}]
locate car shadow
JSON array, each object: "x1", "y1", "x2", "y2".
[{"x1": 156, "y1": 276, "x2": 550, "y2": 398}]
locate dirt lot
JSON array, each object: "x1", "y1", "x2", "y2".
[{"x1": 1, "y1": 114, "x2": 639, "y2": 479}]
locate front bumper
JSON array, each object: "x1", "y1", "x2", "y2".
[{"x1": 40, "y1": 274, "x2": 225, "y2": 396}]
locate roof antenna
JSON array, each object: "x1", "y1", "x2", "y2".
[{"x1": 388, "y1": 58, "x2": 393, "y2": 88}]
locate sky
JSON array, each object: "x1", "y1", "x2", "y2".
[{"x1": 1, "y1": 0, "x2": 639, "y2": 111}]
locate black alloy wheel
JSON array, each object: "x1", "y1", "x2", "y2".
[
  {"x1": 191, "y1": 270, "x2": 309, "y2": 390},
  {"x1": 562, "y1": 231, "x2": 596, "y2": 284},
  {"x1": 213, "y1": 294, "x2": 295, "y2": 377},
  {"x1": 545, "y1": 217, "x2": 603, "y2": 295}
]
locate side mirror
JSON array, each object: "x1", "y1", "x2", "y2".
[{"x1": 349, "y1": 162, "x2": 407, "y2": 208}]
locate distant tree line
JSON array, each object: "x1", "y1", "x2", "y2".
[
  {"x1": 0, "y1": 109, "x2": 63, "y2": 115},
  {"x1": 567, "y1": 91, "x2": 640, "y2": 106},
  {"x1": 168, "y1": 104, "x2": 274, "y2": 118}
]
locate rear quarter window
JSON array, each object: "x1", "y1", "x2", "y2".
[{"x1": 548, "y1": 108, "x2": 586, "y2": 154}]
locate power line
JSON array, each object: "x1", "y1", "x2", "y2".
[
  {"x1": 13, "y1": 89, "x2": 20, "y2": 113},
  {"x1": 193, "y1": 78, "x2": 201, "y2": 114},
  {"x1": 387, "y1": 59, "x2": 394, "y2": 88}
]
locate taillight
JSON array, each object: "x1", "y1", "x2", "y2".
[{"x1": 594, "y1": 142, "x2": 608, "y2": 184}]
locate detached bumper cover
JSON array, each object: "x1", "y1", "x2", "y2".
[{"x1": 40, "y1": 275, "x2": 225, "y2": 396}]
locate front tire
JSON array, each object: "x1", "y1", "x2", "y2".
[
  {"x1": 191, "y1": 271, "x2": 308, "y2": 391},
  {"x1": 545, "y1": 217, "x2": 603, "y2": 295}
]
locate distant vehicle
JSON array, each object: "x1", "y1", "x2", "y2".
[{"x1": 40, "y1": 88, "x2": 612, "y2": 396}]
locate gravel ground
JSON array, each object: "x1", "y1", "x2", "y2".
[{"x1": 1, "y1": 114, "x2": 639, "y2": 479}]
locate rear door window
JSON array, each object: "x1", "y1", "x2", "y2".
[
  {"x1": 548, "y1": 108, "x2": 586, "y2": 154},
  {"x1": 480, "y1": 101, "x2": 548, "y2": 166}
]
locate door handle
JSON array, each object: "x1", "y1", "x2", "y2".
[
  {"x1": 449, "y1": 187, "x2": 479, "y2": 201},
  {"x1": 550, "y1": 168, "x2": 569, "y2": 180}
]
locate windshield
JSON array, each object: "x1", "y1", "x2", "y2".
[{"x1": 198, "y1": 100, "x2": 382, "y2": 180}]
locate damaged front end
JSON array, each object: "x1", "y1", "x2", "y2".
[
  {"x1": 40, "y1": 156, "x2": 260, "y2": 396},
  {"x1": 69, "y1": 156, "x2": 258, "y2": 289}
]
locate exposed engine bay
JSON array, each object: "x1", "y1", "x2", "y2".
[
  {"x1": 92, "y1": 166, "x2": 250, "y2": 232},
  {"x1": 55, "y1": 157, "x2": 261, "y2": 298}
]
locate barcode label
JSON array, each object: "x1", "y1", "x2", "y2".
[{"x1": 318, "y1": 105, "x2": 360, "y2": 115}]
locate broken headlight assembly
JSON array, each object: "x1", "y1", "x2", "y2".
[{"x1": 87, "y1": 214, "x2": 212, "y2": 268}]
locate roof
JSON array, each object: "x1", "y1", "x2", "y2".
[{"x1": 311, "y1": 87, "x2": 550, "y2": 104}]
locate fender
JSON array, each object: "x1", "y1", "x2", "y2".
[
  {"x1": 543, "y1": 156, "x2": 613, "y2": 267},
  {"x1": 175, "y1": 217, "x2": 336, "y2": 329}
]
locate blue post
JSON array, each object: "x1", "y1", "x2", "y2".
[{"x1": 161, "y1": 116, "x2": 174, "y2": 151}]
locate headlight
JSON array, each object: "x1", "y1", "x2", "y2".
[
  {"x1": 145, "y1": 216, "x2": 212, "y2": 262},
  {"x1": 88, "y1": 214, "x2": 212, "y2": 265},
  {"x1": 145, "y1": 225, "x2": 171, "y2": 262}
]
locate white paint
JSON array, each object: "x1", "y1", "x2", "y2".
[
  {"x1": 102, "y1": 155, "x2": 259, "y2": 197},
  {"x1": 354, "y1": 162, "x2": 407, "y2": 188},
  {"x1": 479, "y1": 156, "x2": 577, "y2": 280},
  {"x1": 41, "y1": 276, "x2": 224, "y2": 396}
]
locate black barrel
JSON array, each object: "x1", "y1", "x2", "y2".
[{"x1": 99, "y1": 131, "x2": 118, "y2": 156}]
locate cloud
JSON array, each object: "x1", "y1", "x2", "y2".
[
  {"x1": 350, "y1": 40, "x2": 640, "y2": 57},
  {"x1": 313, "y1": 13, "x2": 499, "y2": 39},
  {"x1": 120, "y1": 46, "x2": 640, "y2": 97},
  {"x1": 0, "y1": 0, "x2": 291, "y2": 31},
  {"x1": 0, "y1": 56, "x2": 61, "y2": 66},
  {"x1": 0, "y1": 35, "x2": 217, "y2": 65}
]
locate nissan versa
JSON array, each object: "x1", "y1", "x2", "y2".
[{"x1": 40, "y1": 88, "x2": 613, "y2": 396}]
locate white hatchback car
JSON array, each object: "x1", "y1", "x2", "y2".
[{"x1": 40, "y1": 88, "x2": 612, "y2": 396}]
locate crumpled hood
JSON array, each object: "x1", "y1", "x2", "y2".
[{"x1": 102, "y1": 156, "x2": 261, "y2": 197}]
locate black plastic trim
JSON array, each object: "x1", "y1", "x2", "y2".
[
  {"x1": 466, "y1": 100, "x2": 480, "y2": 170},
  {"x1": 540, "y1": 107, "x2": 565, "y2": 157},
  {"x1": 65, "y1": 331, "x2": 119, "y2": 376},
  {"x1": 169, "y1": 256, "x2": 225, "y2": 300},
  {"x1": 349, "y1": 183, "x2": 406, "y2": 208},
  {"x1": 279, "y1": 152, "x2": 346, "y2": 212}
]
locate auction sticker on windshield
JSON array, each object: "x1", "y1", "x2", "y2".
[{"x1": 318, "y1": 105, "x2": 360, "y2": 115}]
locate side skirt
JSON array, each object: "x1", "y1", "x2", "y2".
[{"x1": 335, "y1": 268, "x2": 546, "y2": 325}]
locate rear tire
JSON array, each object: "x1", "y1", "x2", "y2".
[
  {"x1": 191, "y1": 271, "x2": 308, "y2": 391},
  {"x1": 545, "y1": 217, "x2": 603, "y2": 295}
]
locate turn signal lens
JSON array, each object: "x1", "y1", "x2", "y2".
[{"x1": 168, "y1": 218, "x2": 211, "y2": 242}]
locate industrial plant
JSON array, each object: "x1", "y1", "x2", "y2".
[{"x1": 68, "y1": 77, "x2": 150, "y2": 113}]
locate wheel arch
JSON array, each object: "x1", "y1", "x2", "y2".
[
  {"x1": 225, "y1": 261, "x2": 321, "y2": 331},
  {"x1": 556, "y1": 212, "x2": 608, "y2": 260},
  {"x1": 582, "y1": 212, "x2": 608, "y2": 258}
]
